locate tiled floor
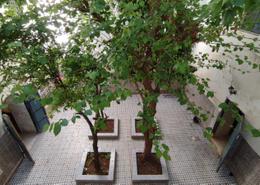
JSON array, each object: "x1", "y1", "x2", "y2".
[{"x1": 9, "y1": 95, "x2": 236, "y2": 185}]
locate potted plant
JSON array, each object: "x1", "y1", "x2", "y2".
[{"x1": 61, "y1": 47, "x2": 119, "y2": 183}]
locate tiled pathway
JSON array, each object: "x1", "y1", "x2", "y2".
[{"x1": 9, "y1": 95, "x2": 236, "y2": 185}]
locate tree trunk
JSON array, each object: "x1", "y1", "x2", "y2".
[
  {"x1": 79, "y1": 112, "x2": 101, "y2": 173},
  {"x1": 143, "y1": 101, "x2": 157, "y2": 160},
  {"x1": 142, "y1": 79, "x2": 158, "y2": 161},
  {"x1": 143, "y1": 130, "x2": 153, "y2": 159},
  {"x1": 92, "y1": 132, "x2": 101, "y2": 173}
]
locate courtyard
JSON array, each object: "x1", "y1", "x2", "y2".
[
  {"x1": 9, "y1": 95, "x2": 235, "y2": 185},
  {"x1": 0, "y1": 1, "x2": 259, "y2": 184}
]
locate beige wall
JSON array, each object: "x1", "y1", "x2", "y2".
[{"x1": 193, "y1": 31, "x2": 260, "y2": 155}]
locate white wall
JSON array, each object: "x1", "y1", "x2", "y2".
[
  {"x1": 5, "y1": 96, "x2": 36, "y2": 133},
  {"x1": 193, "y1": 31, "x2": 260, "y2": 155}
]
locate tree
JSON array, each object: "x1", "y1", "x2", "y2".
[
  {"x1": 1, "y1": 0, "x2": 259, "y2": 167},
  {"x1": 61, "y1": 0, "x2": 260, "y2": 162},
  {"x1": 0, "y1": 1, "x2": 127, "y2": 174}
]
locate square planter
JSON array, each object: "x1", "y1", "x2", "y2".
[
  {"x1": 131, "y1": 117, "x2": 159, "y2": 139},
  {"x1": 88, "y1": 118, "x2": 119, "y2": 139},
  {"x1": 131, "y1": 149, "x2": 169, "y2": 183},
  {"x1": 131, "y1": 117, "x2": 144, "y2": 139},
  {"x1": 75, "y1": 148, "x2": 116, "y2": 184}
]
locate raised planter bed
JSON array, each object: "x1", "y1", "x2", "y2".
[
  {"x1": 131, "y1": 117, "x2": 159, "y2": 139},
  {"x1": 88, "y1": 118, "x2": 119, "y2": 139},
  {"x1": 75, "y1": 148, "x2": 116, "y2": 184},
  {"x1": 131, "y1": 117, "x2": 143, "y2": 139},
  {"x1": 131, "y1": 149, "x2": 169, "y2": 183}
]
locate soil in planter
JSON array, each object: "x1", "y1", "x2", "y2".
[
  {"x1": 83, "y1": 152, "x2": 110, "y2": 175},
  {"x1": 136, "y1": 153, "x2": 162, "y2": 175},
  {"x1": 135, "y1": 119, "x2": 142, "y2": 133},
  {"x1": 98, "y1": 119, "x2": 114, "y2": 133}
]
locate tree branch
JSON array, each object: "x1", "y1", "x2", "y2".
[
  {"x1": 78, "y1": 112, "x2": 95, "y2": 135},
  {"x1": 134, "y1": 82, "x2": 144, "y2": 101}
]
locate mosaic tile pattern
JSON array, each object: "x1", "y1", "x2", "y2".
[{"x1": 9, "y1": 95, "x2": 236, "y2": 185}]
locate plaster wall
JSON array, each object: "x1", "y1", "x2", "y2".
[
  {"x1": 5, "y1": 96, "x2": 36, "y2": 133},
  {"x1": 193, "y1": 31, "x2": 260, "y2": 155}
]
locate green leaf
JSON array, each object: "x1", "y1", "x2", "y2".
[
  {"x1": 88, "y1": 71, "x2": 99, "y2": 80},
  {"x1": 84, "y1": 109, "x2": 92, "y2": 116},
  {"x1": 237, "y1": 35, "x2": 243, "y2": 41},
  {"x1": 162, "y1": 143, "x2": 169, "y2": 151},
  {"x1": 251, "y1": 129, "x2": 260, "y2": 137},
  {"x1": 207, "y1": 91, "x2": 214, "y2": 98},
  {"x1": 252, "y1": 63, "x2": 258, "y2": 69},
  {"x1": 203, "y1": 127, "x2": 213, "y2": 140},
  {"x1": 53, "y1": 123, "x2": 61, "y2": 136},
  {"x1": 71, "y1": 117, "x2": 76, "y2": 123},
  {"x1": 155, "y1": 147, "x2": 162, "y2": 157},
  {"x1": 244, "y1": 124, "x2": 260, "y2": 137},
  {"x1": 40, "y1": 97, "x2": 53, "y2": 106},
  {"x1": 138, "y1": 123, "x2": 148, "y2": 133},
  {"x1": 39, "y1": 56, "x2": 48, "y2": 64},
  {"x1": 73, "y1": 101, "x2": 86, "y2": 112},
  {"x1": 175, "y1": 62, "x2": 188, "y2": 74},
  {"x1": 91, "y1": 0, "x2": 106, "y2": 13},
  {"x1": 197, "y1": 84, "x2": 205, "y2": 94},
  {"x1": 218, "y1": 102, "x2": 228, "y2": 111},
  {"x1": 60, "y1": 119, "x2": 69, "y2": 126},
  {"x1": 189, "y1": 76, "x2": 197, "y2": 84},
  {"x1": 49, "y1": 123, "x2": 54, "y2": 132},
  {"x1": 236, "y1": 58, "x2": 244, "y2": 65},
  {"x1": 95, "y1": 119, "x2": 106, "y2": 131},
  {"x1": 244, "y1": 123, "x2": 253, "y2": 131},
  {"x1": 162, "y1": 151, "x2": 171, "y2": 161},
  {"x1": 8, "y1": 41, "x2": 22, "y2": 48},
  {"x1": 71, "y1": 115, "x2": 80, "y2": 124},
  {"x1": 200, "y1": 113, "x2": 208, "y2": 121},
  {"x1": 23, "y1": 84, "x2": 37, "y2": 95}
]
